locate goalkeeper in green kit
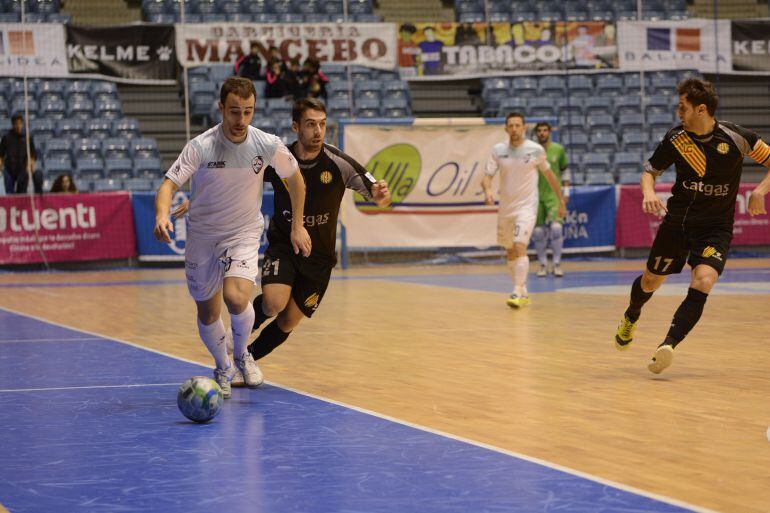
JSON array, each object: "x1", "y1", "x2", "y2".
[{"x1": 532, "y1": 121, "x2": 571, "y2": 277}]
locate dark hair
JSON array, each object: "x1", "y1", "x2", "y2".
[
  {"x1": 220, "y1": 76, "x2": 256, "y2": 104},
  {"x1": 292, "y1": 97, "x2": 326, "y2": 123},
  {"x1": 400, "y1": 23, "x2": 417, "y2": 34},
  {"x1": 534, "y1": 121, "x2": 551, "y2": 131},
  {"x1": 505, "y1": 111, "x2": 525, "y2": 124},
  {"x1": 11, "y1": 113, "x2": 23, "y2": 123},
  {"x1": 677, "y1": 78, "x2": 718, "y2": 116},
  {"x1": 51, "y1": 173, "x2": 78, "y2": 193}
]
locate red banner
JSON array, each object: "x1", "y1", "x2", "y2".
[
  {"x1": 0, "y1": 192, "x2": 137, "y2": 264},
  {"x1": 616, "y1": 184, "x2": 770, "y2": 248}
]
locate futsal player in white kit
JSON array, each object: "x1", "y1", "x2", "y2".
[
  {"x1": 482, "y1": 112, "x2": 566, "y2": 308},
  {"x1": 153, "y1": 77, "x2": 311, "y2": 398}
]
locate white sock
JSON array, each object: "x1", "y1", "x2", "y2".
[
  {"x1": 197, "y1": 317, "x2": 230, "y2": 370},
  {"x1": 532, "y1": 226, "x2": 548, "y2": 267},
  {"x1": 506, "y1": 259, "x2": 517, "y2": 291},
  {"x1": 230, "y1": 302, "x2": 255, "y2": 358},
  {"x1": 550, "y1": 222, "x2": 564, "y2": 265},
  {"x1": 514, "y1": 255, "x2": 529, "y2": 296}
]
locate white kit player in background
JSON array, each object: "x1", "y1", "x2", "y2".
[
  {"x1": 153, "y1": 77, "x2": 311, "y2": 399},
  {"x1": 482, "y1": 112, "x2": 566, "y2": 308}
]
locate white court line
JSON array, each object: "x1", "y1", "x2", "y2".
[
  {"x1": 0, "y1": 337, "x2": 104, "y2": 344},
  {"x1": 0, "y1": 305, "x2": 717, "y2": 513},
  {"x1": 0, "y1": 383, "x2": 180, "y2": 393}
]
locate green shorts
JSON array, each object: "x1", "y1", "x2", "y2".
[{"x1": 536, "y1": 193, "x2": 563, "y2": 225}]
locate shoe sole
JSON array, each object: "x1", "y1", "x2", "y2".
[
  {"x1": 506, "y1": 299, "x2": 531, "y2": 309},
  {"x1": 648, "y1": 346, "x2": 674, "y2": 374},
  {"x1": 614, "y1": 335, "x2": 632, "y2": 351}
]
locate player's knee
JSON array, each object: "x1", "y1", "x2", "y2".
[
  {"x1": 512, "y1": 243, "x2": 527, "y2": 257},
  {"x1": 223, "y1": 290, "x2": 250, "y2": 314},
  {"x1": 641, "y1": 269, "x2": 665, "y2": 291},
  {"x1": 262, "y1": 295, "x2": 289, "y2": 317},
  {"x1": 691, "y1": 267, "x2": 718, "y2": 293},
  {"x1": 549, "y1": 222, "x2": 563, "y2": 241},
  {"x1": 277, "y1": 311, "x2": 302, "y2": 332},
  {"x1": 532, "y1": 226, "x2": 546, "y2": 243}
]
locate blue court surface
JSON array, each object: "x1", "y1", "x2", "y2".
[{"x1": 0, "y1": 306, "x2": 712, "y2": 513}]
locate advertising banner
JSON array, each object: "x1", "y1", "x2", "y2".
[
  {"x1": 175, "y1": 23, "x2": 396, "y2": 70},
  {"x1": 131, "y1": 191, "x2": 274, "y2": 261},
  {"x1": 398, "y1": 21, "x2": 618, "y2": 80},
  {"x1": 731, "y1": 20, "x2": 770, "y2": 73},
  {"x1": 66, "y1": 24, "x2": 177, "y2": 84},
  {"x1": 0, "y1": 192, "x2": 136, "y2": 264},
  {"x1": 0, "y1": 23, "x2": 68, "y2": 77},
  {"x1": 616, "y1": 184, "x2": 770, "y2": 248},
  {"x1": 618, "y1": 19, "x2": 732, "y2": 73}
]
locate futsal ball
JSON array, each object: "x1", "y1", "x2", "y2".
[{"x1": 177, "y1": 376, "x2": 224, "y2": 423}]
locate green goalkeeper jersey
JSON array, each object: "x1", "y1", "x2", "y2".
[{"x1": 537, "y1": 142, "x2": 569, "y2": 200}]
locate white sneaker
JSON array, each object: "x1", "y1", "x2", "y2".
[
  {"x1": 553, "y1": 264, "x2": 564, "y2": 277},
  {"x1": 224, "y1": 329, "x2": 244, "y2": 387},
  {"x1": 234, "y1": 352, "x2": 264, "y2": 388},
  {"x1": 213, "y1": 364, "x2": 238, "y2": 399},
  {"x1": 648, "y1": 345, "x2": 674, "y2": 374},
  {"x1": 536, "y1": 265, "x2": 547, "y2": 277}
]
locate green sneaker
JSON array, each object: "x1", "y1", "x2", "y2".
[{"x1": 614, "y1": 315, "x2": 637, "y2": 350}]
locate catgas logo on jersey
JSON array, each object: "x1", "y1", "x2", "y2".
[
  {"x1": 682, "y1": 181, "x2": 730, "y2": 196},
  {"x1": 252, "y1": 156, "x2": 264, "y2": 174}
]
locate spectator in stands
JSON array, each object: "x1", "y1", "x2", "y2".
[
  {"x1": 284, "y1": 58, "x2": 304, "y2": 99},
  {"x1": 265, "y1": 59, "x2": 290, "y2": 99},
  {"x1": 234, "y1": 42, "x2": 263, "y2": 81},
  {"x1": 50, "y1": 173, "x2": 78, "y2": 193},
  {"x1": 0, "y1": 113, "x2": 41, "y2": 195},
  {"x1": 300, "y1": 58, "x2": 328, "y2": 101},
  {"x1": 267, "y1": 46, "x2": 285, "y2": 71},
  {"x1": 454, "y1": 23, "x2": 481, "y2": 46}
]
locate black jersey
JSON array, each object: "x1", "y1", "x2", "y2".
[
  {"x1": 264, "y1": 142, "x2": 374, "y2": 266},
  {"x1": 645, "y1": 121, "x2": 770, "y2": 228}
]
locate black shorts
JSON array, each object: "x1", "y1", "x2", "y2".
[
  {"x1": 260, "y1": 243, "x2": 333, "y2": 318},
  {"x1": 646, "y1": 222, "x2": 732, "y2": 276}
]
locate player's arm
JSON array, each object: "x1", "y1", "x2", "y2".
[
  {"x1": 642, "y1": 130, "x2": 676, "y2": 216},
  {"x1": 154, "y1": 143, "x2": 198, "y2": 243},
  {"x1": 333, "y1": 145, "x2": 391, "y2": 207},
  {"x1": 481, "y1": 151, "x2": 498, "y2": 205},
  {"x1": 559, "y1": 149, "x2": 571, "y2": 202},
  {"x1": 272, "y1": 143, "x2": 311, "y2": 257},
  {"x1": 537, "y1": 156, "x2": 566, "y2": 218},
  {"x1": 747, "y1": 139, "x2": 770, "y2": 216}
]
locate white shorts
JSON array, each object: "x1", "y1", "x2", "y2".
[
  {"x1": 497, "y1": 210, "x2": 537, "y2": 249},
  {"x1": 184, "y1": 235, "x2": 261, "y2": 301}
]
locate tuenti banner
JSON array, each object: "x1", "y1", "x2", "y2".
[
  {"x1": 175, "y1": 22, "x2": 396, "y2": 70},
  {"x1": 615, "y1": 184, "x2": 770, "y2": 248},
  {"x1": 731, "y1": 20, "x2": 770, "y2": 73},
  {"x1": 0, "y1": 192, "x2": 137, "y2": 264},
  {"x1": 397, "y1": 21, "x2": 618, "y2": 80},
  {"x1": 66, "y1": 24, "x2": 177, "y2": 84}
]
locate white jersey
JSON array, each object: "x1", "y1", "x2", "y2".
[
  {"x1": 166, "y1": 124, "x2": 297, "y2": 240},
  {"x1": 485, "y1": 138, "x2": 548, "y2": 217}
]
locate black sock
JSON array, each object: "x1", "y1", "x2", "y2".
[
  {"x1": 251, "y1": 294, "x2": 271, "y2": 332},
  {"x1": 248, "y1": 319, "x2": 291, "y2": 360},
  {"x1": 665, "y1": 288, "x2": 708, "y2": 348},
  {"x1": 625, "y1": 275, "x2": 654, "y2": 322}
]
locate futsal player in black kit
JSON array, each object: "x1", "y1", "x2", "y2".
[
  {"x1": 615, "y1": 78, "x2": 770, "y2": 374},
  {"x1": 247, "y1": 98, "x2": 392, "y2": 362}
]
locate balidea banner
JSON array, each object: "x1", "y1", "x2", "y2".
[
  {"x1": 66, "y1": 24, "x2": 177, "y2": 84},
  {"x1": 618, "y1": 19, "x2": 731, "y2": 73},
  {"x1": 0, "y1": 23, "x2": 68, "y2": 77},
  {"x1": 175, "y1": 23, "x2": 396, "y2": 70},
  {"x1": 397, "y1": 21, "x2": 618, "y2": 80}
]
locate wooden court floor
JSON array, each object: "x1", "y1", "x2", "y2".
[{"x1": 1, "y1": 259, "x2": 768, "y2": 512}]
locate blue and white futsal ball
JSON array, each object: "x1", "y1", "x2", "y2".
[{"x1": 177, "y1": 376, "x2": 223, "y2": 423}]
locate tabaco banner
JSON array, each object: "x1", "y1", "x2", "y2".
[
  {"x1": 0, "y1": 192, "x2": 137, "y2": 264},
  {"x1": 0, "y1": 23, "x2": 68, "y2": 77},
  {"x1": 397, "y1": 21, "x2": 617, "y2": 80},
  {"x1": 731, "y1": 20, "x2": 770, "y2": 73},
  {"x1": 175, "y1": 23, "x2": 396, "y2": 70},
  {"x1": 66, "y1": 24, "x2": 177, "y2": 84},
  {"x1": 616, "y1": 184, "x2": 770, "y2": 248}
]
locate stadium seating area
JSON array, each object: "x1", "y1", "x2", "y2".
[
  {"x1": 190, "y1": 64, "x2": 412, "y2": 137},
  {"x1": 0, "y1": 78, "x2": 163, "y2": 192},
  {"x1": 0, "y1": 0, "x2": 69, "y2": 23},
  {"x1": 455, "y1": 0, "x2": 689, "y2": 22},
  {"x1": 480, "y1": 70, "x2": 698, "y2": 184},
  {"x1": 142, "y1": 0, "x2": 379, "y2": 23}
]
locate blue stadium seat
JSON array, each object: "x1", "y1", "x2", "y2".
[
  {"x1": 67, "y1": 99, "x2": 95, "y2": 120},
  {"x1": 561, "y1": 132, "x2": 589, "y2": 153},
  {"x1": 250, "y1": 118, "x2": 277, "y2": 133},
  {"x1": 539, "y1": 76, "x2": 566, "y2": 98},
  {"x1": 75, "y1": 157, "x2": 105, "y2": 181},
  {"x1": 618, "y1": 171, "x2": 641, "y2": 184},
  {"x1": 265, "y1": 98, "x2": 292, "y2": 116},
  {"x1": 382, "y1": 80, "x2": 410, "y2": 101},
  {"x1": 559, "y1": 114, "x2": 585, "y2": 130},
  {"x1": 45, "y1": 12, "x2": 70, "y2": 22},
  {"x1": 590, "y1": 132, "x2": 618, "y2": 153},
  {"x1": 567, "y1": 75, "x2": 594, "y2": 96},
  {"x1": 354, "y1": 80, "x2": 380, "y2": 100},
  {"x1": 74, "y1": 138, "x2": 102, "y2": 160},
  {"x1": 64, "y1": 80, "x2": 92, "y2": 97},
  {"x1": 583, "y1": 96, "x2": 612, "y2": 116},
  {"x1": 619, "y1": 113, "x2": 644, "y2": 131},
  {"x1": 614, "y1": 95, "x2": 642, "y2": 117},
  {"x1": 56, "y1": 119, "x2": 84, "y2": 139},
  {"x1": 92, "y1": 178, "x2": 123, "y2": 191},
  {"x1": 354, "y1": 98, "x2": 380, "y2": 118},
  {"x1": 44, "y1": 157, "x2": 72, "y2": 176},
  {"x1": 96, "y1": 99, "x2": 123, "y2": 119},
  {"x1": 512, "y1": 77, "x2": 538, "y2": 97},
  {"x1": 44, "y1": 139, "x2": 71, "y2": 161},
  {"x1": 585, "y1": 171, "x2": 615, "y2": 185},
  {"x1": 30, "y1": 118, "x2": 56, "y2": 139},
  {"x1": 132, "y1": 157, "x2": 162, "y2": 178},
  {"x1": 644, "y1": 95, "x2": 673, "y2": 115},
  {"x1": 92, "y1": 81, "x2": 118, "y2": 97},
  {"x1": 102, "y1": 138, "x2": 130, "y2": 159},
  {"x1": 130, "y1": 138, "x2": 159, "y2": 159},
  {"x1": 123, "y1": 178, "x2": 155, "y2": 191},
  {"x1": 382, "y1": 98, "x2": 410, "y2": 118},
  {"x1": 614, "y1": 152, "x2": 642, "y2": 174},
  {"x1": 595, "y1": 75, "x2": 623, "y2": 96},
  {"x1": 84, "y1": 120, "x2": 114, "y2": 140},
  {"x1": 622, "y1": 131, "x2": 647, "y2": 153},
  {"x1": 581, "y1": 153, "x2": 611, "y2": 174},
  {"x1": 114, "y1": 118, "x2": 141, "y2": 139},
  {"x1": 587, "y1": 114, "x2": 614, "y2": 132},
  {"x1": 105, "y1": 158, "x2": 134, "y2": 179}
]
